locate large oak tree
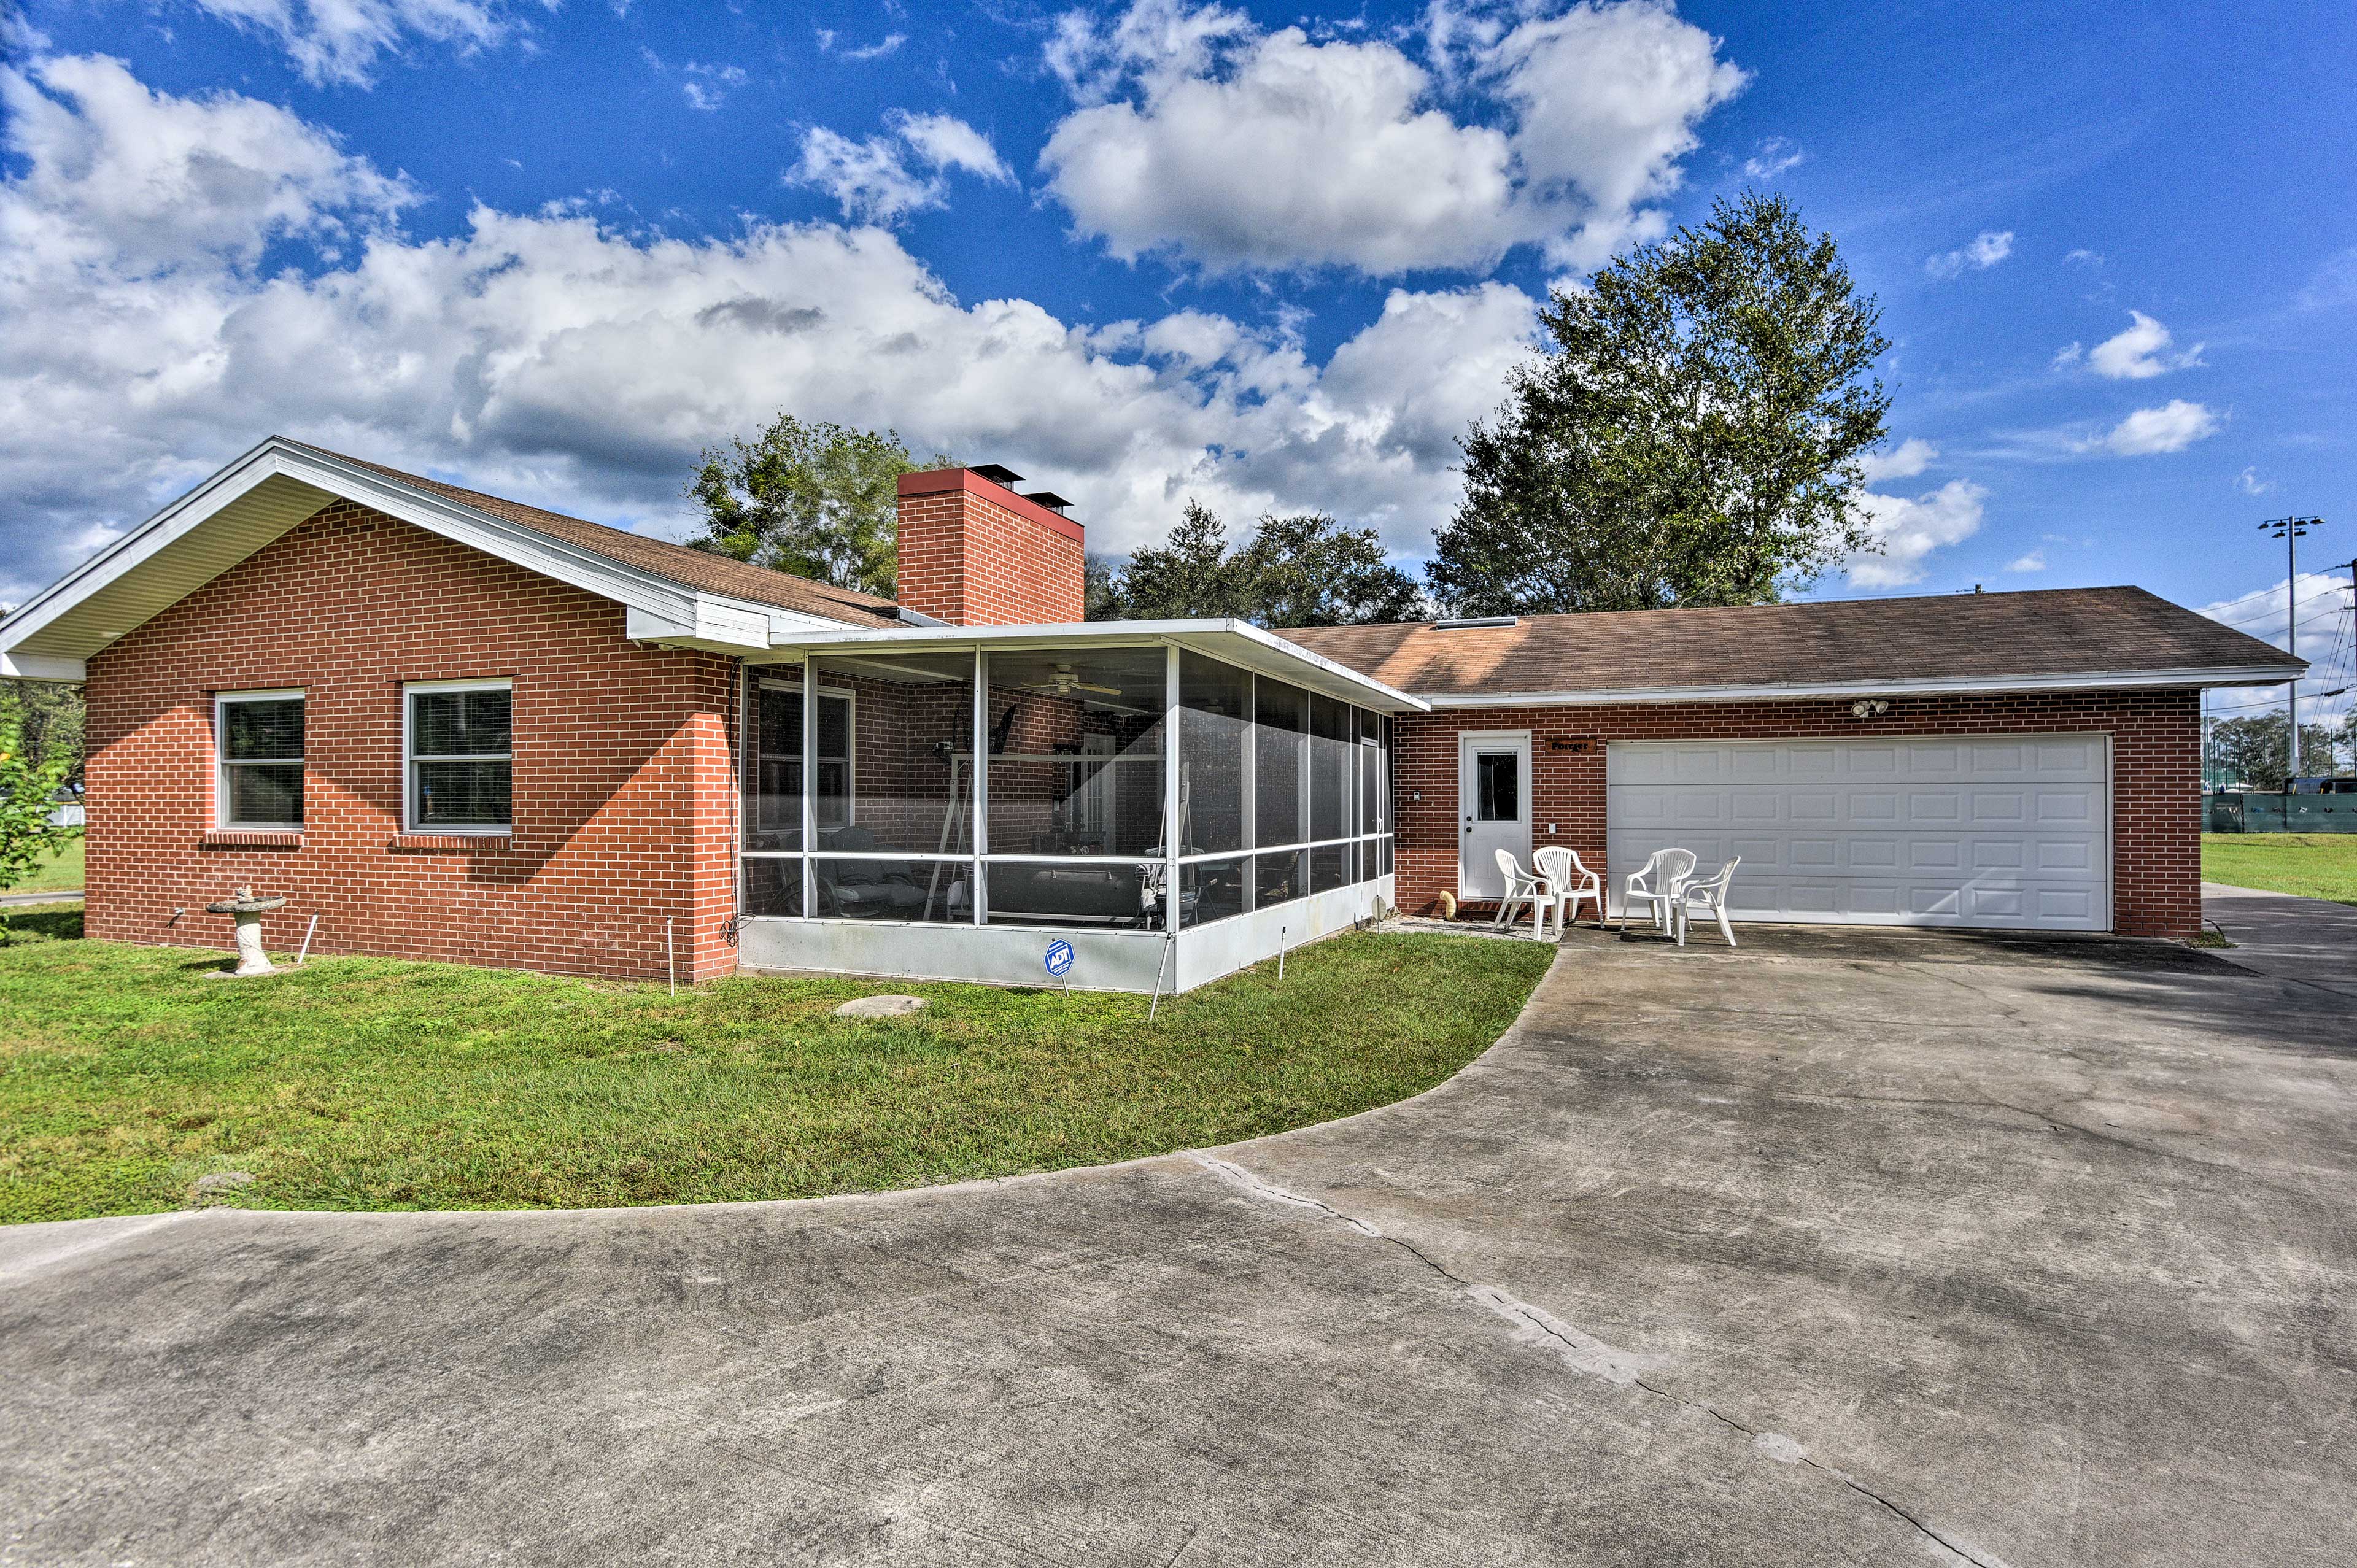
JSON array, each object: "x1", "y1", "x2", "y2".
[
  {"x1": 1430, "y1": 192, "x2": 1892, "y2": 615},
  {"x1": 685, "y1": 414, "x2": 949, "y2": 600}
]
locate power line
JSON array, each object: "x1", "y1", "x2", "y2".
[{"x1": 2195, "y1": 577, "x2": 2352, "y2": 617}]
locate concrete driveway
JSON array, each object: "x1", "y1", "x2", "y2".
[
  {"x1": 4, "y1": 927, "x2": 2353, "y2": 1567},
  {"x1": 2205, "y1": 879, "x2": 2357, "y2": 998}
]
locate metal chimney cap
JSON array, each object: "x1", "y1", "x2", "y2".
[{"x1": 968, "y1": 462, "x2": 1024, "y2": 487}]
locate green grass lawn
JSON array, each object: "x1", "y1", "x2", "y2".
[
  {"x1": 7, "y1": 833, "x2": 83, "y2": 894},
  {"x1": 2202, "y1": 833, "x2": 2357, "y2": 907},
  {"x1": 0, "y1": 907, "x2": 1552, "y2": 1225}
]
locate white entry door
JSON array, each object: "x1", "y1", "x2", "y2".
[
  {"x1": 1458, "y1": 731, "x2": 1533, "y2": 900},
  {"x1": 1606, "y1": 735, "x2": 2111, "y2": 931}
]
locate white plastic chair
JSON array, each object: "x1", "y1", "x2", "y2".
[
  {"x1": 1621, "y1": 848, "x2": 1697, "y2": 934},
  {"x1": 1674, "y1": 857, "x2": 1742, "y2": 948},
  {"x1": 1532, "y1": 846, "x2": 1601, "y2": 933},
  {"x1": 1491, "y1": 849, "x2": 1550, "y2": 937}
]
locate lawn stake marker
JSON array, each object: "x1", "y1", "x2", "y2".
[
  {"x1": 297, "y1": 914, "x2": 319, "y2": 966},
  {"x1": 1045, "y1": 939, "x2": 1074, "y2": 995},
  {"x1": 1148, "y1": 934, "x2": 1173, "y2": 1022}
]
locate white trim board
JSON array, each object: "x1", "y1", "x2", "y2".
[
  {"x1": 0, "y1": 437, "x2": 861, "y2": 677},
  {"x1": 1425, "y1": 665, "x2": 2299, "y2": 708},
  {"x1": 764, "y1": 617, "x2": 1431, "y2": 716}
]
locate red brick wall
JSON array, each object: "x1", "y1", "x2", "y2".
[
  {"x1": 896, "y1": 470, "x2": 1086, "y2": 626},
  {"x1": 82, "y1": 499, "x2": 741, "y2": 982},
  {"x1": 1388, "y1": 690, "x2": 2202, "y2": 938}
]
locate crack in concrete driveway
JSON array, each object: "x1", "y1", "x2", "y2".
[{"x1": 2, "y1": 926, "x2": 2351, "y2": 1565}]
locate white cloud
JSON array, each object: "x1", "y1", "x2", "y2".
[
  {"x1": 1740, "y1": 135, "x2": 1804, "y2": 179},
  {"x1": 2086, "y1": 309, "x2": 2202, "y2": 380},
  {"x1": 1037, "y1": 0, "x2": 1746, "y2": 276},
  {"x1": 789, "y1": 110, "x2": 1014, "y2": 225},
  {"x1": 176, "y1": 0, "x2": 540, "y2": 87},
  {"x1": 818, "y1": 28, "x2": 907, "y2": 61},
  {"x1": 2051, "y1": 342, "x2": 2082, "y2": 370},
  {"x1": 2296, "y1": 247, "x2": 2357, "y2": 312},
  {"x1": 1844, "y1": 479, "x2": 1986, "y2": 588},
  {"x1": 2005, "y1": 550, "x2": 2045, "y2": 573},
  {"x1": 2201, "y1": 573, "x2": 2354, "y2": 660},
  {"x1": 681, "y1": 63, "x2": 748, "y2": 114},
  {"x1": 0, "y1": 54, "x2": 1540, "y2": 603},
  {"x1": 2239, "y1": 466, "x2": 2274, "y2": 496},
  {"x1": 1925, "y1": 229, "x2": 2013, "y2": 279},
  {"x1": 2064, "y1": 248, "x2": 2102, "y2": 267},
  {"x1": 1857, "y1": 437, "x2": 1935, "y2": 483},
  {"x1": 0, "y1": 54, "x2": 416, "y2": 273},
  {"x1": 2080, "y1": 400, "x2": 2220, "y2": 456}
]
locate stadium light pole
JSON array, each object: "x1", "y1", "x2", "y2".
[{"x1": 2260, "y1": 515, "x2": 2324, "y2": 783}]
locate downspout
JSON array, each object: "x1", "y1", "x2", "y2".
[{"x1": 726, "y1": 655, "x2": 746, "y2": 948}]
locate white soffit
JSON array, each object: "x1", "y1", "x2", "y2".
[
  {"x1": 4, "y1": 465, "x2": 332, "y2": 668},
  {"x1": 765, "y1": 617, "x2": 1431, "y2": 714},
  {"x1": 0, "y1": 438, "x2": 842, "y2": 675}
]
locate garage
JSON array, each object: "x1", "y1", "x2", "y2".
[{"x1": 1605, "y1": 735, "x2": 2111, "y2": 931}]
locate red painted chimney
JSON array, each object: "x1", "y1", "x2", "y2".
[{"x1": 894, "y1": 465, "x2": 1086, "y2": 626}]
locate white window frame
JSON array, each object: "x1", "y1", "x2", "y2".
[
  {"x1": 215, "y1": 688, "x2": 305, "y2": 831},
  {"x1": 403, "y1": 678, "x2": 513, "y2": 835},
  {"x1": 759, "y1": 676, "x2": 856, "y2": 831}
]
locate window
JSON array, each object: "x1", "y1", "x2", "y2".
[
  {"x1": 406, "y1": 679, "x2": 512, "y2": 832},
  {"x1": 216, "y1": 690, "x2": 304, "y2": 828},
  {"x1": 1476, "y1": 750, "x2": 1519, "y2": 821},
  {"x1": 754, "y1": 678, "x2": 853, "y2": 841},
  {"x1": 815, "y1": 687, "x2": 853, "y2": 828}
]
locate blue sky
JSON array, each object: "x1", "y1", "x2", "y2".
[{"x1": 2, "y1": 0, "x2": 2353, "y2": 709}]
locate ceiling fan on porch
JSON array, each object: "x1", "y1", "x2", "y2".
[{"x1": 1023, "y1": 663, "x2": 1124, "y2": 698}]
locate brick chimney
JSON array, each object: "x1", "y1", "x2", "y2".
[{"x1": 894, "y1": 465, "x2": 1086, "y2": 626}]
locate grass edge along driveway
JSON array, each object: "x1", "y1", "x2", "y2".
[
  {"x1": 2201, "y1": 832, "x2": 2357, "y2": 908},
  {"x1": 0, "y1": 908, "x2": 1553, "y2": 1225}
]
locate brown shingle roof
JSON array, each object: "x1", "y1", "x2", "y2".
[
  {"x1": 1285, "y1": 587, "x2": 2301, "y2": 698},
  {"x1": 297, "y1": 442, "x2": 902, "y2": 625}
]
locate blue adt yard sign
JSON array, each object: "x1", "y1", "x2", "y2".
[{"x1": 1045, "y1": 940, "x2": 1074, "y2": 978}]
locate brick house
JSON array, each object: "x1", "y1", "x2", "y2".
[{"x1": 0, "y1": 437, "x2": 2299, "y2": 990}]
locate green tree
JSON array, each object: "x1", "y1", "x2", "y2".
[
  {"x1": 685, "y1": 415, "x2": 949, "y2": 598},
  {"x1": 2206, "y1": 709, "x2": 2348, "y2": 791},
  {"x1": 0, "y1": 716, "x2": 75, "y2": 905},
  {"x1": 1082, "y1": 552, "x2": 1123, "y2": 620},
  {"x1": 1097, "y1": 501, "x2": 1424, "y2": 628},
  {"x1": 0, "y1": 680, "x2": 83, "y2": 794},
  {"x1": 1430, "y1": 191, "x2": 1892, "y2": 615}
]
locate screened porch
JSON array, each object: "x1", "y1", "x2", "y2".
[{"x1": 734, "y1": 622, "x2": 1425, "y2": 994}]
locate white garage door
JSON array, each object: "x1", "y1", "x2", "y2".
[{"x1": 1606, "y1": 735, "x2": 2111, "y2": 932}]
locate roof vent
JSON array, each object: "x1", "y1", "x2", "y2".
[
  {"x1": 1021, "y1": 490, "x2": 1072, "y2": 515},
  {"x1": 969, "y1": 462, "x2": 1024, "y2": 489},
  {"x1": 1432, "y1": 616, "x2": 1519, "y2": 630}
]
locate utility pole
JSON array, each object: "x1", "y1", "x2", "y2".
[{"x1": 2259, "y1": 515, "x2": 2324, "y2": 784}]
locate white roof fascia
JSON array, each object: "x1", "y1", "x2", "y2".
[
  {"x1": 1423, "y1": 664, "x2": 2307, "y2": 708},
  {"x1": 0, "y1": 650, "x2": 87, "y2": 681},
  {"x1": 0, "y1": 434, "x2": 292, "y2": 654},
  {"x1": 766, "y1": 617, "x2": 1431, "y2": 713},
  {"x1": 0, "y1": 437, "x2": 867, "y2": 665},
  {"x1": 627, "y1": 594, "x2": 850, "y2": 654}
]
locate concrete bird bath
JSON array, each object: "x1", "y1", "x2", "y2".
[{"x1": 204, "y1": 886, "x2": 288, "y2": 977}]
